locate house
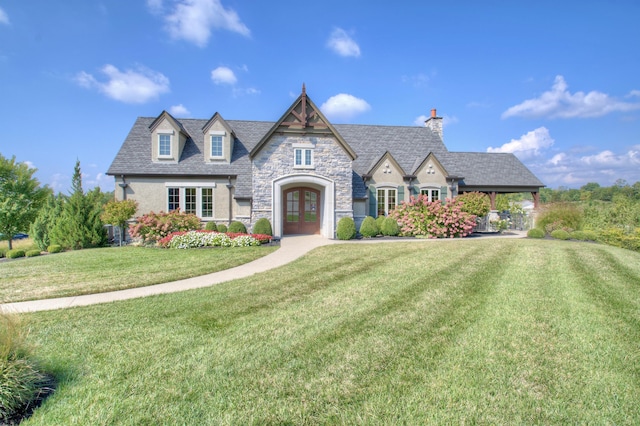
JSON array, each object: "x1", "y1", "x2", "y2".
[{"x1": 107, "y1": 86, "x2": 544, "y2": 238}]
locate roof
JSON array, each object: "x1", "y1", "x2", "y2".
[{"x1": 108, "y1": 117, "x2": 544, "y2": 199}]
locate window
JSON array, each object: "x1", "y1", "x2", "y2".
[
  {"x1": 167, "y1": 186, "x2": 215, "y2": 217},
  {"x1": 420, "y1": 188, "x2": 440, "y2": 202},
  {"x1": 210, "y1": 135, "x2": 223, "y2": 157},
  {"x1": 185, "y1": 188, "x2": 197, "y2": 214},
  {"x1": 168, "y1": 187, "x2": 180, "y2": 211},
  {"x1": 377, "y1": 188, "x2": 397, "y2": 217},
  {"x1": 294, "y1": 148, "x2": 313, "y2": 167},
  {"x1": 159, "y1": 134, "x2": 172, "y2": 157},
  {"x1": 202, "y1": 188, "x2": 213, "y2": 218}
]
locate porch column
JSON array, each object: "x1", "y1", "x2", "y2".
[
  {"x1": 489, "y1": 192, "x2": 497, "y2": 210},
  {"x1": 532, "y1": 191, "x2": 540, "y2": 209}
]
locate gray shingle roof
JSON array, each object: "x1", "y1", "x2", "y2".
[{"x1": 108, "y1": 117, "x2": 544, "y2": 199}]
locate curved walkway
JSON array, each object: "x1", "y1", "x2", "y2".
[{"x1": 0, "y1": 232, "x2": 526, "y2": 314}]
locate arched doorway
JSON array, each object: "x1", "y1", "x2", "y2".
[{"x1": 283, "y1": 187, "x2": 321, "y2": 235}]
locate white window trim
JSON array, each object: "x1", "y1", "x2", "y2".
[
  {"x1": 376, "y1": 186, "x2": 398, "y2": 217},
  {"x1": 419, "y1": 186, "x2": 441, "y2": 202},
  {"x1": 158, "y1": 131, "x2": 174, "y2": 159},
  {"x1": 293, "y1": 144, "x2": 314, "y2": 169},
  {"x1": 209, "y1": 130, "x2": 226, "y2": 159},
  {"x1": 165, "y1": 183, "x2": 217, "y2": 218}
]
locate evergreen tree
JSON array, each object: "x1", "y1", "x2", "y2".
[
  {"x1": 30, "y1": 193, "x2": 64, "y2": 251},
  {"x1": 49, "y1": 160, "x2": 107, "y2": 249}
]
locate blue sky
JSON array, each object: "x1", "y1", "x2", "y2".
[{"x1": 1, "y1": 0, "x2": 639, "y2": 193}]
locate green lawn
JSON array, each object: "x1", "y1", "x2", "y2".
[
  {"x1": 20, "y1": 239, "x2": 640, "y2": 424},
  {"x1": 1, "y1": 245, "x2": 277, "y2": 303}
]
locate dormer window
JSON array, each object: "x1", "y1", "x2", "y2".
[
  {"x1": 158, "y1": 133, "x2": 172, "y2": 157},
  {"x1": 208, "y1": 130, "x2": 226, "y2": 160},
  {"x1": 211, "y1": 135, "x2": 223, "y2": 157}
]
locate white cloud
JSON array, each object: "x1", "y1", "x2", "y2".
[
  {"x1": 75, "y1": 64, "x2": 170, "y2": 104},
  {"x1": 162, "y1": 0, "x2": 250, "y2": 47},
  {"x1": 502, "y1": 75, "x2": 640, "y2": 119},
  {"x1": 326, "y1": 28, "x2": 361, "y2": 58},
  {"x1": 525, "y1": 145, "x2": 640, "y2": 188},
  {"x1": 487, "y1": 127, "x2": 554, "y2": 159},
  {"x1": 320, "y1": 93, "x2": 370, "y2": 121},
  {"x1": 0, "y1": 7, "x2": 9, "y2": 25},
  {"x1": 211, "y1": 66, "x2": 237, "y2": 85},
  {"x1": 169, "y1": 104, "x2": 190, "y2": 116}
]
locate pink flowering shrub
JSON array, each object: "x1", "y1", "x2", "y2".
[
  {"x1": 129, "y1": 210, "x2": 202, "y2": 245},
  {"x1": 391, "y1": 195, "x2": 477, "y2": 238}
]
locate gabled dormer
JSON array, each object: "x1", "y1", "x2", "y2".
[
  {"x1": 367, "y1": 151, "x2": 406, "y2": 185},
  {"x1": 149, "y1": 111, "x2": 190, "y2": 163},
  {"x1": 202, "y1": 112, "x2": 235, "y2": 164},
  {"x1": 412, "y1": 153, "x2": 451, "y2": 201}
]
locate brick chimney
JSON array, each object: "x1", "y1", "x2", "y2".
[{"x1": 424, "y1": 108, "x2": 443, "y2": 139}]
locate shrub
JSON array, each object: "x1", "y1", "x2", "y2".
[
  {"x1": 582, "y1": 230, "x2": 599, "y2": 241},
  {"x1": 359, "y1": 216, "x2": 379, "y2": 238},
  {"x1": 536, "y1": 203, "x2": 582, "y2": 234},
  {"x1": 217, "y1": 224, "x2": 228, "y2": 233},
  {"x1": 47, "y1": 244, "x2": 63, "y2": 253},
  {"x1": 527, "y1": 228, "x2": 545, "y2": 238},
  {"x1": 228, "y1": 221, "x2": 247, "y2": 234},
  {"x1": 550, "y1": 229, "x2": 570, "y2": 240},
  {"x1": 129, "y1": 210, "x2": 202, "y2": 245},
  {"x1": 381, "y1": 217, "x2": 400, "y2": 236},
  {"x1": 204, "y1": 221, "x2": 218, "y2": 231},
  {"x1": 252, "y1": 218, "x2": 273, "y2": 236},
  {"x1": 457, "y1": 192, "x2": 491, "y2": 217},
  {"x1": 392, "y1": 195, "x2": 476, "y2": 238},
  {"x1": 5, "y1": 250, "x2": 25, "y2": 259},
  {"x1": 0, "y1": 313, "x2": 47, "y2": 424},
  {"x1": 0, "y1": 248, "x2": 6, "y2": 258},
  {"x1": 336, "y1": 217, "x2": 356, "y2": 240},
  {"x1": 375, "y1": 216, "x2": 386, "y2": 231},
  {"x1": 25, "y1": 250, "x2": 41, "y2": 257},
  {"x1": 598, "y1": 227, "x2": 640, "y2": 252}
]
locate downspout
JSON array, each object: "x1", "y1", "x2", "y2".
[
  {"x1": 226, "y1": 176, "x2": 234, "y2": 226},
  {"x1": 118, "y1": 175, "x2": 128, "y2": 200}
]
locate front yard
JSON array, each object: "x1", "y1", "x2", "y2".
[{"x1": 17, "y1": 239, "x2": 640, "y2": 424}]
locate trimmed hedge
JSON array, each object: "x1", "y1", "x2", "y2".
[
  {"x1": 228, "y1": 221, "x2": 247, "y2": 234},
  {"x1": 217, "y1": 224, "x2": 228, "y2": 233},
  {"x1": 336, "y1": 217, "x2": 356, "y2": 240},
  {"x1": 25, "y1": 250, "x2": 41, "y2": 257},
  {"x1": 6, "y1": 250, "x2": 25, "y2": 259},
  {"x1": 375, "y1": 216, "x2": 386, "y2": 232},
  {"x1": 359, "y1": 216, "x2": 379, "y2": 238},
  {"x1": 0, "y1": 248, "x2": 6, "y2": 258},
  {"x1": 204, "y1": 221, "x2": 218, "y2": 231},
  {"x1": 550, "y1": 229, "x2": 570, "y2": 240},
  {"x1": 252, "y1": 218, "x2": 273, "y2": 236},
  {"x1": 527, "y1": 228, "x2": 545, "y2": 238},
  {"x1": 381, "y1": 217, "x2": 400, "y2": 236},
  {"x1": 47, "y1": 245, "x2": 63, "y2": 253}
]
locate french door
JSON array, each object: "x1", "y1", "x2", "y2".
[{"x1": 283, "y1": 187, "x2": 320, "y2": 234}]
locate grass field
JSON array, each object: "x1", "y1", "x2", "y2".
[
  {"x1": 18, "y1": 239, "x2": 640, "y2": 424},
  {"x1": 0, "y1": 245, "x2": 277, "y2": 303}
]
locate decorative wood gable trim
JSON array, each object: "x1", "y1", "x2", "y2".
[{"x1": 249, "y1": 84, "x2": 357, "y2": 160}]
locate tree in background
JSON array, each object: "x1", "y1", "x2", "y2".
[
  {"x1": 48, "y1": 160, "x2": 107, "y2": 249},
  {"x1": 101, "y1": 199, "x2": 138, "y2": 246},
  {"x1": 30, "y1": 193, "x2": 64, "y2": 251},
  {"x1": 0, "y1": 154, "x2": 51, "y2": 250}
]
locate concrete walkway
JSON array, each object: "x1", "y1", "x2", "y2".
[{"x1": 0, "y1": 231, "x2": 526, "y2": 314}]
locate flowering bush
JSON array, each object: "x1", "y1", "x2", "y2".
[
  {"x1": 129, "y1": 210, "x2": 202, "y2": 245},
  {"x1": 391, "y1": 195, "x2": 476, "y2": 238},
  {"x1": 158, "y1": 230, "x2": 271, "y2": 249},
  {"x1": 457, "y1": 192, "x2": 491, "y2": 217}
]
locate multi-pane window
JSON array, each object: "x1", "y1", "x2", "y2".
[
  {"x1": 294, "y1": 148, "x2": 313, "y2": 167},
  {"x1": 211, "y1": 135, "x2": 223, "y2": 157},
  {"x1": 185, "y1": 188, "x2": 197, "y2": 214},
  {"x1": 377, "y1": 188, "x2": 397, "y2": 217},
  {"x1": 168, "y1": 187, "x2": 180, "y2": 211},
  {"x1": 159, "y1": 134, "x2": 172, "y2": 157},
  {"x1": 201, "y1": 188, "x2": 213, "y2": 218},
  {"x1": 167, "y1": 187, "x2": 214, "y2": 217},
  {"x1": 420, "y1": 188, "x2": 440, "y2": 202}
]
